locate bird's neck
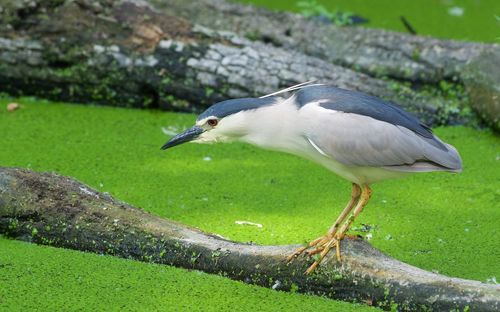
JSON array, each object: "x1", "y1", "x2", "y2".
[{"x1": 239, "y1": 98, "x2": 304, "y2": 152}]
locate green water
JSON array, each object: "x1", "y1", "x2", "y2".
[
  {"x1": 1, "y1": 1, "x2": 499, "y2": 310},
  {"x1": 0, "y1": 238, "x2": 375, "y2": 311},
  {"x1": 0, "y1": 98, "x2": 498, "y2": 310},
  {"x1": 238, "y1": 0, "x2": 500, "y2": 43}
]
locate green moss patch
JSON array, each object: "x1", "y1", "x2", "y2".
[
  {"x1": 0, "y1": 98, "x2": 498, "y2": 310},
  {"x1": 0, "y1": 237, "x2": 375, "y2": 311},
  {"x1": 237, "y1": 0, "x2": 500, "y2": 43}
]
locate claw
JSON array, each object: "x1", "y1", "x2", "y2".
[
  {"x1": 287, "y1": 236, "x2": 325, "y2": 262},
  {"x1": 305, "y1": 236, "x2": 339, "y2": 274},
  {"x1": 288, "y1": 234, "x2": 341, "y2": 274},
  {"x1": 336, "y1": 240, "x2": 341, "y2": 261},
  {"x1": 305, "y1": 246, "x2": 324, "y2": 256},
  {"x1": 286, "y1": 246, "x2": 307, "y2": 262},
  {"x1": 305, "y1": 260, "x2": 320, "y2": 274},
  {"x1": 286, "y1": 184, "x2": 372, "y2": 275}
]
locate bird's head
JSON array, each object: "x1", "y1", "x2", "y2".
[{"x1": 161, "y1": 97, "x2": 279, "y2": 150}]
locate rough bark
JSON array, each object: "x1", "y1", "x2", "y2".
[
  {"x1": 1, "y1": 167, "x2": 499, "y2": 312},
  {"x1": 461, "y1": 49, "x2": 500, "y2": 131},
  {"x1": 160, "y1": 0, "x2": 497, "y2": 83},
  {"x1": 0, "y1": 0, "x2": 478, "y2": 127}
]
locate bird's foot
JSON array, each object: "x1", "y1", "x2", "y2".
[
  {"x1": 287, "y1": 234, "x2": 343, "y2": 274},
  {"x1": 305, "y1": 235, "x2": 341, "y2": 274},
  {"x1": 286, "y1": 236, "x2": 325, "y2": 262}
]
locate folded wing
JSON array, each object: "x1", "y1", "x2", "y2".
[{"x1": 298, "y1": 89, "x2": 462, "y2": 172}]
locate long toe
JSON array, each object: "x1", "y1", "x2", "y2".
[
  {"x1": 305, "y1": 246, "x2": 324, "y2": 256},
  {"x1": 305, "y1": 236, "x2": 340, "y2": 274},
  {"x1": 287, "y1": 235, "x2": 327, "y2": 262}
]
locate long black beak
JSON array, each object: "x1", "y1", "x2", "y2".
[{"x1": 161, "y1": 126, "x2": 205, "y2": 150}]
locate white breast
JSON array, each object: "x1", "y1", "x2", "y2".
[{"x1": 239, "y1": 99, "x2": 412, "y2": 185}]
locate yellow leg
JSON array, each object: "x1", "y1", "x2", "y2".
[
  {"x1": 336, "y1": 185, "x2": 372, "y2": 241},
  {"x1": 287, "y1": 184, "x2": 361, "y2": 262},
  {"x1": 307, "y1": 184, "x2": 362, "y2": 252},
  {"x1": 305, "y1": 184, "x2": 372, "y2": 275},
  {"x1": 327, "y1": 184, "x2": 362, "y2": 237}
]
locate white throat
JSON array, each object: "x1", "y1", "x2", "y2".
[{"x1": 238, "y1": 98, "x2": 306, "y2": 152}]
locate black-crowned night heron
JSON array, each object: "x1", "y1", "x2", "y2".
[{"x1": 161, "y1": 82, "x2": 462, "y2": 274}]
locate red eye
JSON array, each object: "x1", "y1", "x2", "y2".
[{"x1": 207, "y1": 119, "x2": 218, "y2": 127}]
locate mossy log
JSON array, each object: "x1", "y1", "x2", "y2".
[
  {"x1": 0, "y1": 0, "x2": 483, "y2": 127},
  {"x1": 160, "y1": 0, "x2": 497, "y2": 83},
  {"x1": 1, "y1": 167, "x2": 499, "y2": 311}
]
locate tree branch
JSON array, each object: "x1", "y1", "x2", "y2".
[{"x1": 1, "y1": 168, "x2": 498, "y2": 311}]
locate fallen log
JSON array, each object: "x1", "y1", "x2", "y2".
[
  {"x1": 0, "y1": 0, "x2": 477, "y2": 127},
  {"x1": 161, "y1": 0, "x2": 497, "y2": 83},
  {"x1": 1, "y1": 167, "x2": 499, "y2": 311}
]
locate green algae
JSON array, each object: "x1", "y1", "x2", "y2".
[
  {"x1": 237, "y1": 0, "x2": 500, "y2": 43},
  {"x1": 1, "y1": 1, "x2": 499, "y2": 310},
  {"x1": 0, "y1": 237, "x2": 376, "y2": 311},
  {"x1": 0, "y1": 98, "x2": 498, "y2": 310}
]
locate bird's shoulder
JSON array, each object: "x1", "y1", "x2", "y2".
[{"x1": 294, "y1": 85, "x2": 435, "y2": 140}]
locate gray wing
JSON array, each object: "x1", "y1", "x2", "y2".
[
  {"x1": 303, "y1": 106, "x2": 462, "y2": 172},
  {"x1": 295, "y1": 85, "x2": 437, "y2": 142}
]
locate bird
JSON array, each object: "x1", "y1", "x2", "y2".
[{"x1": 161, "y1": 81, "x2": 462, "y2": 274}]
